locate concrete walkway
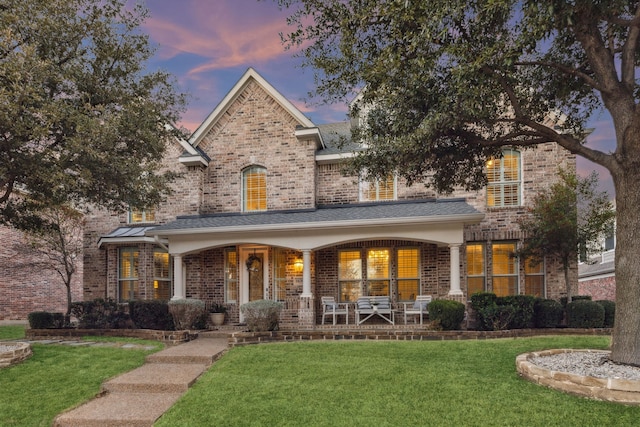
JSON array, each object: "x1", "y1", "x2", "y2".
[{"x1": 53, "y1": 337, "x2": 229, "y2": 427}]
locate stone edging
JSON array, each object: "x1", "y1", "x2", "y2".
[
  {"x1": 228, "y1": 327, "x2": 611, "y2": 346},
  {"x1": 26, "y1": 328, "x2": 193, "y2": 345},
  {"x1": 516, "y1": 349, "x2": 640, "y2": 405},
  {"x1": 0, "y1": 342, "x2": 32, "y2": 368}
]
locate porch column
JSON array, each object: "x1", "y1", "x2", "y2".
[
  {"x1": 301, "y1": 249, "x2": 312, "y2": 298},
  {"x1": 448, "y1": 244, "x2": 463, "y2": 296},
  {"x1": 171, "y1": 255, "x2": 185, "y2": 300}
]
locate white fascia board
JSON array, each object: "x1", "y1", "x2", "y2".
[
  {"x1": 147, "y1": 213, "x2": 485, "y2": 237},
  {"x1": 179, "y1": 155, "x2": 209, "y2": 167},
  {"x1": 98, "y1": 236, "x2": 158, "y2": 248},
  {"x1": 189, "y1": 68, "x2": 315, "y2": 147},
  {"x1": 295, "y1": 127, "x2": 325, "y2": 149},
  {"x1": 316, "y1": 152, "x2": 357, "y2": 164}
]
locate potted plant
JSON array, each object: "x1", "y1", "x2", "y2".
[{"x1": 209, "y1": 303, "x2": 226, "y2": 327}]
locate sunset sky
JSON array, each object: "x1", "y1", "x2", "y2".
[{"x1": 140, "y1": 0, "x2": 616, "y2": 197}]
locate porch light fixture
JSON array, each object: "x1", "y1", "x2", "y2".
[{"x1": 293, "y1": 257, "x2": 303, "y2": 272}]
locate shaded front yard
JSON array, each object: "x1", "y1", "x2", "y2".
[
  {"x1": 157, "y1": 336, "x2": 640, "y2": 427},
  {"x1": 0, "y1": 326, "x2": 162, "y2": 426}
]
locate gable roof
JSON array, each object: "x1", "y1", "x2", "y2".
[{"x1": 188, "y1": 68, "x2": 316, "y2": 147}]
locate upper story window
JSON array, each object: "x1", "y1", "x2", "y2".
[
  {"x1": 487, "y1": 149, "x2": 521, "y2": 207},
  {"x1": 243, "y1": 166, "x2": 267, "y2": 212},
  {"x1": 360, "y1": 175, "x2": 396, "y2": 202},
  {"x1": 129, "y1": 208, "x2": 155, "y2": 224}
]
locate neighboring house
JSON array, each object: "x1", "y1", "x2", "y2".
[
  {"x1": 83, "y1": 68, "x2": 576, "y2": 327},
  {"x1": 0, "y1": 224, "x2": 83, "y2": 320},
  {"x1": 578, "y1": 221, "x2": 616, "y2": 301}
]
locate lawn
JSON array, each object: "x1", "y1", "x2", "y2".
[
  {"x1": 0, "y1": 325, "x2": 162, "y2": 427},
  {"x1": 157, "y1": 336, "x2": 640, "y2": 427}
]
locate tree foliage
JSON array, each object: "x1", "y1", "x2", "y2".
[
  {"x1": 517, "y1": 169, "x2": 615, "y2": 300},
  {"x1": 277, "y1": 1, "x2": 640, "y2": 364},
  {"x1": 0, "y1": 0, "x2": 187, "y2": 229}
]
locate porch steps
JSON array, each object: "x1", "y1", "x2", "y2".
[{"x1": 53, "y1": 337, "x2": 229, "y2": 427}]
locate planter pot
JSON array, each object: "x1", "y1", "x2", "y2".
[{"x1": 210, "y1": 312, "x2": 225, "y2": 327}]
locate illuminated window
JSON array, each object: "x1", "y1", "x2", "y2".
[
  {"x1": 487, "y1": 150, "x2": 521, "y2": 207},
  {"x1": 360, "y1": 175, "x2": 396, "y2": 201},
  {"x1": 225, "y1": 249, "x2": 238, "y2": 303},
  {"x1": 243, "y1": 166, "x2": 267, "y2": 212},
  {"x1": 524, "y1": 258, "x2": 545, "y2": 297},
  {"x1": 153, "y1": 249, "x2": 171, "y2": 300},
  {"x1": 367, "y1": 249, "x2": 390, "y2": 296},
  {"x1": 119, "y1": 248, "x2": 139, "y2": 301},
  {"x1": 466, "y1": 243, "x2": 485, "y2": 296},
  {"x1": 339, "y1": 250, "x2": 362, "y2": 302},
  {"x1": 272, "y1": 248, "x2": 289, "y2": 302},
  {"x1": 129, "y1": 208, "x2": 155, "y2": 223},
  {"x1": 491, "y1": 242, "x2": 518, "y2": 296},
  {"x1": 397, "y1": 248, "x2": 419, "y2": 301}
]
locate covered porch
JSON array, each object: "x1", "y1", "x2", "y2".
[{"x1": 146, "y1": 199, "x2": 483, "y2": 328}]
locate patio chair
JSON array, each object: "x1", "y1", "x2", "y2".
[
  {"x1": 402, "y1": 295, "x2": 432, "y2": 324},
  {"x1": 321, "y1": 296, "x2": 349, "y2": 325}
]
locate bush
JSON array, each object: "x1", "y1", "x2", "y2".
[
  {"x1": 168, "y1": 299, "x2": 207, "y2": 330},
  {"x1": 129, "y1": 300, "x2": 175, "y2": 330},
  {"x1": 560, "y1": 295, "x2": 592, "y2": 307},
  {"x1": 595, "y1": 300, "x2": 615, "y2": 328},
  {"x1": 28, "y1": 311, "x2": 65, "y2": 329},
  {"x1": 469, "y1": 292, "x2": 498, "y2": 331},
  {"x1": 70, "y1": 299, "x2": 132, "y2": 329},
  {"x1": 240, "y1": 299, "x2": 283, "y2": 332},
  {"x1": 533, "y1": 299, "x2": 564, "y2": 328},
  {"x1": 566, "y1": 299, "x2": 605, "y2": 328},
  {"x1": 428, "y1": 300, "x2": 465, "y2": 331},
  {"x1": 500, "y1": 295, "x2": 536, "y2": 329}
]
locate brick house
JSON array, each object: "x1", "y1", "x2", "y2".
[{"x1": 84, "y1": 68, "x2": 576, "y2": 327}]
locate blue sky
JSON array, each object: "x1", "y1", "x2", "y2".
[{"x1": 141, "y1": 0, "x2": 616, "y2": 197}]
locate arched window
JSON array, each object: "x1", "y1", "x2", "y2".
[
  {"x1": 242, "y1": 166, "x2": 267, "y2": 212},
  {"x1": 487, "y1": 149, "x2": 521, "y2": 207}
]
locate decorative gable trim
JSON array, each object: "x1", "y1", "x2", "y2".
[{"x1": 189, "y1": 68, "x2": 315, "y2": 147}]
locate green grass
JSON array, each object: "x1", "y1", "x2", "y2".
[
  {"x1": 0, "y1": 326, "x2": 162, "y2": 427},
  {"x1": 0, "y1": 324, "x2": 26, "y2": 340},
  {"x1": 157, "y1": 336, "x2": 640, "y2": 427}
]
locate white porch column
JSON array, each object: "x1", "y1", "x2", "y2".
[
  {"x1": 301, "y1": 249, "x2": 312, "y2": 298},
  {"x1": 448, "y1": 244, "x2": 463, "y2": 296},
  {"x1": 171, "y1": 255, "x2": 185, "y2": 300}
]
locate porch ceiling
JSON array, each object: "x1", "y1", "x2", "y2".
[{"x1": 145, "y1": 199, "x2": 484, "y2": 255}]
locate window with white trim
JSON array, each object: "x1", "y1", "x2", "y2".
[
  {"x1": 242, "y1": 166, "x2": 267, "y2": 212},
  {"x1": 339, "y1": 250, "x2": 362, "y2": 302},
  {"x1": 225, "y1": 248, "x2": 238, "y2": 303},
  {"x1": 359, "y1": 175, "x2": 396, "y2": 201},
  {"x1": 466, "y1": 243, "x2": 485, "y2": 296},
  {"x1": 524, "y1": 257, "x2": 545, "y2": 297},
  {"x1": 119, "y1": 248, "x2": 139, "y2": 301},
  {"x1": 129, "y1": 208, "x2": 155, "y2": 224},
  {"x1": 491, "y1": 242, "x2": 518, "y2": 296},
  {"x1": 487, "y1": 150, "x2": 521, "y2": 207},
  {"x1": 367, "y1": 248, "x2": 390, "y2": 296},
  {"x1": 152, "y1": 249, "x2": 171, "y2": 300},
  {"x1": 397, "y1": 248, "x2": 420, "y2": 301}
]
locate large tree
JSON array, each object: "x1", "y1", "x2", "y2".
[
  {"x1": 516, "y1": 169, "x2": 615, "y2": 302},
  {"x1": 278, "y1": 1, "x2": 639, "y2": 364},
  {"x1": 0, "y1": 0, "x2": 186, "y2": 229}
]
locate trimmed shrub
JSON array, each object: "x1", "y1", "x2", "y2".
[
  {"x1": 596, "y1": 300, "x2": 615, "y2": 328},
  {"x1": 500, "y1": 295, "x2": 536, "y2": 329},
  {"x1": 560, "y1": 295, "x2": 592, "y2": 307},
  {"x1": 129, "y1": 300, "x2": 175, "y2": 330},
  {"x1": 470, "y1": 292, "x2": 498, "y2": 331},
  {"x1": 70, "y1": 299, "x2": 132, "y2": 329},
  {"x1": 533, "y1": 299, "x2": 564, "y2": 328},
  {"x1": 28, "y1": 311, "x2": 65, "y2": 329},
  {"x1": 428, "y1": 300, "x2": 465, "y2": 331},
  {"x1": 566, "y1": 299, "x2": 605, "y2": 328},
  {"x1": 240, "y1": 299, "x2": 283, "y2": 332},
  {"x1": 168, "y1": 299, "x2": 207, "y2": 330}
]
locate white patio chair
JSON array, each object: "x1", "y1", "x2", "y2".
[
  {"x1": 402, "y1": 295, "x2": 432, "y2": 324},
  {"x1": 321, "y1": 296, "x2": 349, "y2": 325}
]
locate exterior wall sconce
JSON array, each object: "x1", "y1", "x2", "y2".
[{"x1": 293, "y1": 258, "x2": 303, "y2": 273}]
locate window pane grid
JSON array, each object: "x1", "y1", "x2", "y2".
[
  {"x1": 153, "y1": 249, "x2": 171, "y2": 300},
  {"x1": 487, "y1": 150, "x2": 520, "y2": 207},
  {"x1": 524, "y1": 258, "x2": 545, "y2": 297},
  {"x1": 339, "y1": 250, "x2": 362, "y2": 302},
  {"x1": 243, "y1": 167, "x2": 267, "y2": 211},
  {"x1": 225, "y1": 249, "x2": 238, "y2": 303},
  {"x1": 119, "y1": 248, "x2": 139, "y2": 301},
  {"x1": 467, "y1": 244, "x2": 485, "y2": 295},
  {"x1": 492, "y1": 243, "x2": 518, "y2": 296}
]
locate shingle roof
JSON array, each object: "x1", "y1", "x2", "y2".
[
  {"x1": 316, "y1": 122, "x2": 362, "y2": 155},
  {"x1": 147, "y1": 199, "x2": 482, "y2": 235}
]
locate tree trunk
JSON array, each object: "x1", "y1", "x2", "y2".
[{"x1": 610, "y1": 162, "x2": 640, "y2": 365}]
